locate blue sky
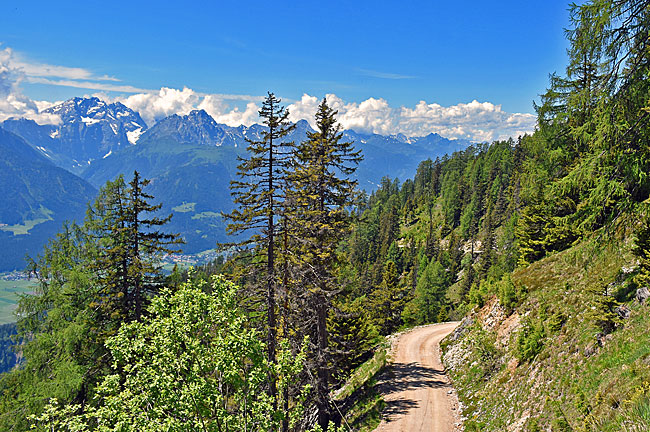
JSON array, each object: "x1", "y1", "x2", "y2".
[{"x1": 0, "y1": 0, "x2": 577, "y2": 141}]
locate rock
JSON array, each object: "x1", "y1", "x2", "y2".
[
  {"x1": 450, "y1": 316, "x2": 473, "y2": 341},
  {"x1": 615, "y1": 305, "x2": 630, "y2": 319},
  {"x1": 507, "y1": 357, "x2": 520, "y2": 373},
  {"x1": 636, "y1": 287, "x2": 650, "y2": 304},
  {"x1": 584, "y1": 342, "x2": 598, "y2": 357}
]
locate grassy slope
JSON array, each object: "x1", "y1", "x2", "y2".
[
  {"x1": 0, "y1": 278, "x2": 37, "y2": 324},
  {"x1": 442, "y1": 236, "x2": 650, "y2": 431},
  {"x1": 332, "y1": 338, "x2": 390, "y2": 431}
]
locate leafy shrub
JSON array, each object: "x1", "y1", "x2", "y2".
[
  {"x1": 466, "y1": 326, "x2": 500, "y2": 378},
  {"x1": 516, "y1": 318, "x2": 545, "y2": 362}
]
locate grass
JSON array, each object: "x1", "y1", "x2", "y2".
[
  {"x1": 443, "y1": 234, "x2": 650, "y2": 431},
  {"x1": 333, "y1": 338, "x2": 389, "y2": 402},
  {"x1": 171, "y1": 202, "x2": 196, "y2": 213},
  {"x1": 0, "y1": 277, "x2": 37, "y2": 324},
  {"x1": 0, "y1": 206, "x2": 53, "y2": 235},
  {"x1": 331, "y1": 338, "x2": 390, "y2": 431}
]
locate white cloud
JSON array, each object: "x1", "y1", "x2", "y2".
[
  {"x1": 0, "y1": 44, "x2": 536, "y2": 142},
  {"x1": 198, "y1": 96, "x2": 259, "y2": 126},
  {"x1": 356, "y1": 68, "x2": 416, "y2": 80},
  {"x1": 288, "y1": 93, "x2": 536, "y2": 142},
  {"x1": 115, "y1": 88, "x2": 263, "y2": 127},
  {"x1": 3, "y1": 46, "x2": 119, "y2": 82},
  {"x1": 25, "y1": 77, "x2": 150, "y2": 94},
  {"x1": 0, "y1": 48, "x2": 61, "y2": 124},
  {"x1": 119, "y1": 87, "x2": 201, "y2": 126},
  {"x1": 1, "y1": 46, "x2": 140, "y2": 94}
]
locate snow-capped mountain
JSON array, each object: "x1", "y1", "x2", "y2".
[
  {"x1": 138, "y1": 109, "x2": 244, "y2": 147},
  {"x1": 2, "y1": 97, "x2": 147, "y2": 173},
  {"x1": 1, "y1": 96, "x2": 474, "y2": 259},
  {"x1": 138, "y1": 109, "x2": 313, "y2": 148}
]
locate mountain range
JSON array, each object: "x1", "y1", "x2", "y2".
[
  {"x1": 0, "y1": 97, "x2": 472, "y2": 271},
  {"x1": 0, "y1": 128, "x2": 97, "y2": 270}
]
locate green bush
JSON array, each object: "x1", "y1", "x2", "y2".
[{"x1": 516, "y1": 318, "x2": 545, "y2": 362}]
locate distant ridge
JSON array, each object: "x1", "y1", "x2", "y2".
[
  {"x1": 0, "y1": 127, "x2": 96, "y2": 271},
  {"x1": 1, "y1": 97, "x2": 474, "y2": 260}
]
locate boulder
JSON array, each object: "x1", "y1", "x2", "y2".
[
  {"x1": 615, "y1": 305, "x2": 631, "y2": 320},
  {"x1": 636, "y1": 286, "x2": 650, "y2": 304}
]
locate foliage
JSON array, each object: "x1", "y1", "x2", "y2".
[
  {"x1": 516, "y1": 318, "x2": 546, "y2": 362},
  {"x1": 586, "y1": 283, "x2": 621, "y2": 335},
  {"x1": 29, "y1": 276, "x2": 308, "y2": 432},
  {"x1": 0, "y1": 323, "x2": 17, "y2": 374},
  {"x1": 403, "y1": 258, "x2": 447, "y2": 326},
  {"x1": 0, "y1": 173, "x2": 178, "y2": 431},
  {"x1": 633, "y1": 209, "x2": 650, "y2": 289}
]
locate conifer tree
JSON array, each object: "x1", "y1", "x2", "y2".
[
  {"x1": 0, "y1": 174, "x2": 179, "y2": 431},
  {"x1": 225, "y1": 92, "x2": 296, "y2": 411},
  {"x1": 289, "y1": 98, "x2": 361, "y2": 430},
  {"x1": 126, "y1": 171, "x2": 182, "y2": 321},
  {"x1": 87, "y1": 172, "x2": 181, "y2": 326},
  {"x1": 369, "y1": 260, "x2": 409, "y2": 334}
]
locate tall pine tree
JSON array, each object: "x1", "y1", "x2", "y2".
[
  {"x1": 289, "y1": 98, "x2": 361, "y2": 430},
  {"x1": 225, "y1": 92, "x2": 296, "y2": 412}
]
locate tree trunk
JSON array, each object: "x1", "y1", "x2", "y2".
[
  {"x1": 316, "y1": 292, "x2": 330, "y2": 430},
  {"x1": 267, "y1": 119, "x2": 277, "y2": 413}
]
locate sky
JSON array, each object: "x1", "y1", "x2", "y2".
[{"x1": 0, "y1": 0, "x2": 577, "y2": 142}]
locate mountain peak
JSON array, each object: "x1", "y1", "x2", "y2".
[
  {"x1": 139, "y1": 110, "x2": 229, "y2": 147},
  {"x1": 1, "y1": 97, "x2": 151, "y2": 169}
]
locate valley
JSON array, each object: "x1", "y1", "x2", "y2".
[{"x1": 0, "y1": 99, "x2": 471, "y2": 271}]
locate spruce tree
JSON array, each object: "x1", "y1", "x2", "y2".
[
  {"x1": 127, "y1": 171, "x2": 182, "y2": 321},
  {"x1": 289, "y1": 98, "x2": 361, "y2": 430},
  {"x1": 87, "y1": 172, "x2": 181, "y2": 325},
  {"x1": 225, "y1": 92, "x2": 296, "y2": 411}
]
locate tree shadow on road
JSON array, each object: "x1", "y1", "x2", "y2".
[{"x1": 377, "y1": 361, "x2": 450, "y2": 421}]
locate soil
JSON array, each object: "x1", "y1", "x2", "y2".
[{"x1": 374, "y1": 322, "x2": 462, "y2": 432}]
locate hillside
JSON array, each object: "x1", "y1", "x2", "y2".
[
  {"x1": 442, "y1": 235, "x2": 649, "y2": 431},
  {"x1": 0, "y1": 128, "x2": 97, "y2": 271},
  {"x1": 79, "y1": 109, "x2": 471, "y2": 252},
  {"x1": 0, "y1": 1, "x2": 649, "y2": 429}
]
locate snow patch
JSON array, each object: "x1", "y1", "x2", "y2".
[
  {"x1": 110, "y1": 123, "x2": 118, "y2": 134},
  {"x1": 81, "y1": 116, "x2": 100, "y2": 125},
  {"x1": 126, "y1": 128, "x2": 143, "y2": 145},
  {"x1": 103, "y1": 150, "x2": 112, "y2": 159},
  {"x1": 49, "y1": 130, "x2": 60, "y2": 139}
]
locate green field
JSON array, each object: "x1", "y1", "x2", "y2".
[
  {"x1": 0, "y1": 206, "x2": 54, "y2": 235},
  {"x1": 171, "y1": 202, "x2": 196, "y2": 213},
  {"x1": 0, "y1": 278, "x2": 37, "y2": 324}
]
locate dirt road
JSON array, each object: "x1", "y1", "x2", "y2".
[{"x1": 374, "y1": 322, "x2": 462, "y2": 432}]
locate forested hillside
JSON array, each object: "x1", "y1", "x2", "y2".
[{"x1": 0, "y1": 0, "x2": 649, "y2": 430}]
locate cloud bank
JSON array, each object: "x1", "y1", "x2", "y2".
[
  {"x1": 287, "y1": 94, "x2": 536, "y2": 142},
  {"x1": 0, "y1": 47, "x2": 537, "y2": 142},
  {"x1": 116, "y1": 90, "x2": 536, "y2": 142},
  {"x1": 0, "y1": 48, "x2": 61, "y2": 124},
  {"x1": 115, "y1": 88, "x2": 262, "y2": 127}
]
